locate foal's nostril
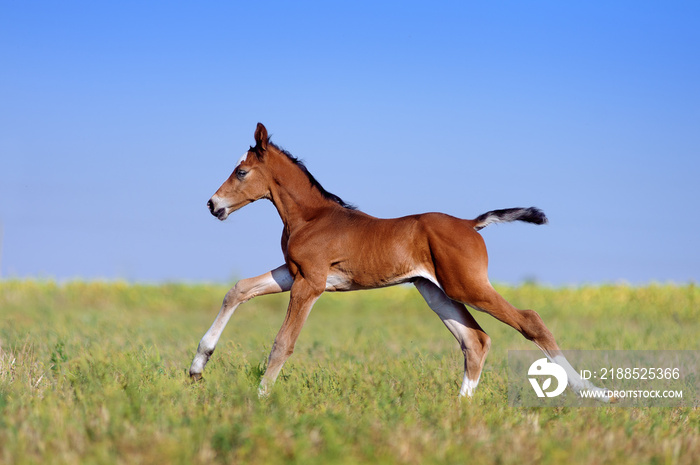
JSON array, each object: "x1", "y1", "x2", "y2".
[{"x1": 207, "y1": 199, "x2": 214, "y2": 212}]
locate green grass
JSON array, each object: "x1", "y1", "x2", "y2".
[{"x1": 1, "y1": 280, "x2": 698, "y2": 464}]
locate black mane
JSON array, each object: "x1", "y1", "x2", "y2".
[{"x1": 266, "y1": 141, "x2": 357, "y2": 210}]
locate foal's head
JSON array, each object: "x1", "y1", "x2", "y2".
[
  {"x1": 208, "y1": 123, "x2": 354, "y2": 220},
  {"x1": 207, "y1": 123, "x2": 272, "y2": 220}
]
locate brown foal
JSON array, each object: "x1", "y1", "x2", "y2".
[{"x1": 189, "y1": 123, "x2": 609, "y2": 400}]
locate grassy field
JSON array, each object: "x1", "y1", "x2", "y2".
[{"x1": 0, "y1": 280, "x2": 698, "y2": 464}]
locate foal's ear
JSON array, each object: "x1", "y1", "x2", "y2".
[{"x1": 254, "y1": 123, "x2": 268, "y2": 150}]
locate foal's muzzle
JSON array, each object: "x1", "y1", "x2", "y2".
[{"x1": 207, "y1": 198, "x2": 228, "y2": 220}]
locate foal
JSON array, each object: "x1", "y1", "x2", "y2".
[{"x1": 190, "y1": 123, "x2": 609, "y2": 400}]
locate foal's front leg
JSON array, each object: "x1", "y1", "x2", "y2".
[
  {"x1": 258, "y1": 276, "x2": 324, "y2": 396},
  {"x1": 189, "y1": 265, "x2": 293, "y2": 380}
]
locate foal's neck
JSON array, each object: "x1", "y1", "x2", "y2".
[{"x1": 266, "y1": 151, "x2": 335, "y2": 233}]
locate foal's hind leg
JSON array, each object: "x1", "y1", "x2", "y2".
[
  {"x1": 414, "y1": 279, "x2": 491, "y2": 397},
  {"x1": 452, "y1": 280, "x2": 609, "y2": 398},
  {"x1": 189, "y1": 265, "x2": 293, "y2": 380}
]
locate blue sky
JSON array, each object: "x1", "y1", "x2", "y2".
[{"x1": 1, "y1": 1, "x2": 698, "y2": 285}]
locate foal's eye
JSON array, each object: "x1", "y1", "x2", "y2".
[{"x1": 236, "y1": 169, "x2": 248, "y2": 180}]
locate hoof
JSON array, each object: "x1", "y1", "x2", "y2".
[
  {"x1": 258, "y1": 383, "x2": 271, "y2": 399},
  {"x1": 190, "y1": 372, "x2": 203, "y2": 382}
]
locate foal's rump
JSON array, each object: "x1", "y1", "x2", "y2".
[
  {"x1": 417, "y1": 212, "x2": 490, "y2": 276},
  {"x1": 417, "y1": 208, "x2": 546, "y2": 302}
]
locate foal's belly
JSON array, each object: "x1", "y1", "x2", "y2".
[{"x1": 324, "y1": 266, "x2": 438, "y2": 292}]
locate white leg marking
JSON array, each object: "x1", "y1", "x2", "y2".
[
  {"x1": 414, "y1": 278, "x2": 488, "y2": 398},
  {"x1": 460, "y1": 372, "x2": 481, "y2": 397},
  {"x1": 551, "y1": 354, "x2": 613, "y2": 402},
  {"x1": 190, "y1": 265, "x2": 293, "y2": 377}
]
